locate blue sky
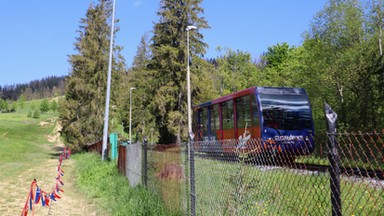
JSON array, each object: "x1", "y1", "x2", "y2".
[{"x1": 0, "y1": 0, "x2": 327, "y2": 86}]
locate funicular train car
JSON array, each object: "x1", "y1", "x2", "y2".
[{"x1": 193, "y1": 86, "x2": 315, "y2": 159}]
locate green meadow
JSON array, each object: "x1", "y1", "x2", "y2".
[
  {"x1": 0, "y1": 99, "x2": 56, "y2": 181},
  {"x1": 0, "y1": 98, "x2": 179, "y2": 215}
]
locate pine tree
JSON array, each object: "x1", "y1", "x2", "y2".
[
  {"x1": 40, "y1": 99, "x2": 50, "y2": 113},
  {"x1": 148, "y1": 0, "x2": 210, "y2": 143},
  {"x1": 59, "y1": 0, "x2": 125, "y2": 151},
  {"x1": 18, "y1": 94, "x2": 26, "y2": 109},
  {"x1": 119, "y1": 33, "x2": 157, "y2": 142},
  {"x1": 51, "y1": 100, "x2": 58, "y2": 113}
]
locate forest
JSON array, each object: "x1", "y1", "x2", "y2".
[
  {"x1": 56, "y1": 0, "x2": 383, "y2": 150},
  {"x1": 0, "y1": 75, "x2": 65, "y2": 101}
]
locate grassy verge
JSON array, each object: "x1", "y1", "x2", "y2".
[
  {"x1": 193, "y1": 157, "x2": 383, "y2": 215},
  {"x1": 147, "y1": 147, "x2": 187, "y2": 213},
  {"x1": 73, "y1": 152, "x2": 181, "y2": 216}
]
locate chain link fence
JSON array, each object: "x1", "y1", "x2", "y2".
[
  {"x1": 140, "y1": 143, "x2": 188, "y2": 214},
  {"x1": 133, "y1": 130, "x2": 383, "y2": 215},
  {"x1": 116, "y1": 106, "x2": 384, "y2": 215},
  {"x1": 331, "y1": 130, "x2": 384, "y2": 215},
  {"x1": 191, "y1": 138, "x2": 326, "y2": 215}
]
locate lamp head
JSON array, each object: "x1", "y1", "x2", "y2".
[{"x1": 186, "y1": 25, "x2": 197, "y2": 31}]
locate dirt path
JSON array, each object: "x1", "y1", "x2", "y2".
[{"x1": 0, "y1": 120, "x2": 97, "y2": 216}]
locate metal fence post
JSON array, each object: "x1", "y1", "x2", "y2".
[
  {"x1": 324, "y1": 103, "x2": 341, "y2": 216},
  {"x1": 143, "y1": 137, "x2": 148, "y2": 188},
  {"x1": 189, "y1": 138, "x2": 196, "y2": 216}
]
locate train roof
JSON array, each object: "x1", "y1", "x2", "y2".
[{"x1": 194, "y1": 86, "x2": 307, "y2": 109}]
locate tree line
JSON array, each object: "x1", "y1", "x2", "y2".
[
  {"x1": 0, "y1": 75, "x2": 66, "y2": 101},
  {"x1": 59, "y1": 0, "x2": 384, "y2": 151}
]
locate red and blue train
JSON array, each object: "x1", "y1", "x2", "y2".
[{"x1": 193, "y1": 86, "x2": 314, "y2": 157}]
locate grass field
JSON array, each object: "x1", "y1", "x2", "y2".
[
  {"x1": 0, "y1": 99, "x2": 98, "y2": 215},
  {"x1": 0, "y1": 98, "x2": 176, "y2": 215},
  {"x1": 0, "y1": 100, "x2": 56, "y2": 181}
]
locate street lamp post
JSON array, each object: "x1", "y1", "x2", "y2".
[
  {"x1": 101, "y1": 0, "x2": 116, "y2": 160},
  {"x1": 187, "y1": 25, "x2": 197, "y2": 216},
  {"x1": 129, "y1": 87, "x2": 136, "y2": 145},
  {"x1": 186, "y1": 25, "x2": 197, "y2": 139}
]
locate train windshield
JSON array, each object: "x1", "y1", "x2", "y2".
[{"x1": 260, "y1": 93, "x2": 312, "y2": 130}]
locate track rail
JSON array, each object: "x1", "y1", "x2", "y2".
[
  {"x1": 291, "y1": 163, "x2": 384, "y2": 180},
  {"x1": 194, "y1": 151, "x2": 384, "y2": 180}
]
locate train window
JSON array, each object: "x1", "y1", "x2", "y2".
[
  {"x1": 236, "y1": 96, "x2": 251, "y2": 129},
  {"x1": 192, "y1": 110, "x2": 198, "y2": 133},
  {"x1": 209, "y1": 105, "x2": 219, "y2": 140},
  {"x1": 209, "y1": 105, "x2": 219, "y2": 131},
  {"x1": 222, "y1": 100, "x2": 234, "y2": 130},
  {"x1": 198, "y1": 108, "x2": 208, "y2": 137},
  {"x1": 251, "y1": 93, "x2": 259, "y2": 126},
  {"x1": 260, "y1": 93, "x2": 312, "y2": 130}
]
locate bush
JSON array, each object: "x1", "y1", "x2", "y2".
[
  {"x1": 51, "y1": 100, "x2": 58, "y2": 113},
  {"x1": 0, "y1": 99, "x2": 8, "y2": 112},
  {"x1": 40, "y1": 99, "x2": 50, "y2": 113},
  {"x1": 32, "y1": 109, "x2": 40, "y2": 119}
]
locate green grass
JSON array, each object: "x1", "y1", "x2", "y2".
[
  {"x1": 73, "y1": 152, "x2": 182, "y2": 216},
  {"x1": 0, "y1": 111, "x2": 55, "y2": 181},
  {"x1": 193, "y1": 158, "x2": 384, "y2": 215},
  {"x1": 147, "y1": 147, "x2": 187, "y2": 213}
]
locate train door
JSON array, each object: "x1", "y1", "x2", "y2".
[
  {"x1": 209, "y1": 105, "x2": 220, "y2": 141},
  {"x1": 251, "y1": 93, "x2": 261, "y2": 138},
  {"x1": 221, "y1": 100, "x2": 235, "y2": 139},
  {"x1": 197, "y1": 108, "x2": 208, "y2": 141},
  {"x1": 235, "y1": 95, "x2": 252, "y2": 141}
]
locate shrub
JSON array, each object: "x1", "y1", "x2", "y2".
[
  {"x1": 40, "y1": 99, "x2": 50, "y2": 113},
  {"x1": 50, "y1": 100, "x2": 58, "y2": 113},
  {"x1": 32, "y1": 109, "x2": 40, "y2": 119}
]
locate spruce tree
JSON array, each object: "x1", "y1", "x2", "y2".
[
  {"x1": 149, "y1": 0, "x2": 209, "y2": 143},
  {"x1": 59, "y1": 0, "x2": 125, "y2": 151},
  {"x1": 120, "y1": 33, "x2": 158, "y2": 142},
  {"x1": 40, "y1": 99, "x2": 50, "y2": 113}
]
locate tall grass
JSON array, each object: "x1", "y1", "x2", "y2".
[{"x1": 73, "y1": 153, "x2": 181, "y2": 216}]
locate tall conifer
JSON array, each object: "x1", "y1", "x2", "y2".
[
  {"x1": 149, "y1": 0, "x2": 209, "y2": 143},
  {"x1": 59, "y1": 0, "x2": 125, "y2": 151}
]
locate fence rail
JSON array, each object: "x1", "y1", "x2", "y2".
[{"x1": 85, "y1": 139, "x2": 109, "y2": 156}]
